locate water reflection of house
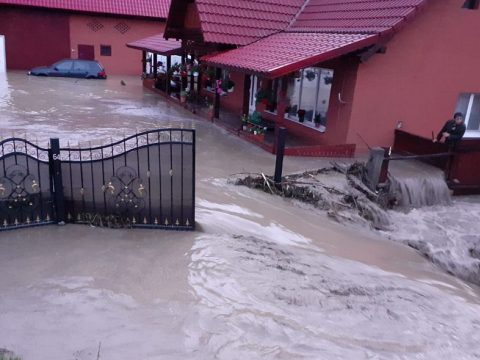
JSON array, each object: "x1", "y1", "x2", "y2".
[
  {"x1": 128, "y1": 0, "x2": 480, "y2": 158},
  {"x1": 0, "y1": 0, "x2": 170, "y2": 75}
]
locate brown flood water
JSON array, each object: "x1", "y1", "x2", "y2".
[{"x1": 1, "y1": 71, "x2": 480, "y2": 360}]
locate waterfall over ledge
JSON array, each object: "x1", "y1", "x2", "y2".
[{"x1": 388, "y1": 160, "x2": 451, "y2": 208}]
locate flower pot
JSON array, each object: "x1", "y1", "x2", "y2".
[
  {"x1": 227, "y1": 87, "x2": 234, "y2": 93},
  {"x1": 180, "y1": 95, "x2": 186, "y2": 103},
  {"x1": 298, "y1": 115, "x2": 305, "y2": 123}
]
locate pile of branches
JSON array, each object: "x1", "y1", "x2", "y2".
[{"x1": 234, "y1": 163, "x2": 392, "y2": 229}]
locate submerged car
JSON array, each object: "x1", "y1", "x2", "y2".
[{"x1": 28, "y1": 59, "x2": 107, "y2": 79}]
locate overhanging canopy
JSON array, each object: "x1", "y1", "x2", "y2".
[
  {"x1": 201, "y1": 32, "x2": 378, "y2": 78},
  {"x1": 127, "y1": 33, "x2": 182, "y2": 56}
]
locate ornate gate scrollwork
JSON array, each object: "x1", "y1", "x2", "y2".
[
  {"x1": 0, "y1": 164, "x2": 41, "y2": 213},
  {"x1": 103, "y1": 166, "x2": 146, "y2": 213}
]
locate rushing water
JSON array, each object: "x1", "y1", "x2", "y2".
[
  {"x1": 1, "y1": 72, "x2": 480, "y2": 359},
  {"x1": 388, "y1": 160, "x2": 452, "y2": 208}
]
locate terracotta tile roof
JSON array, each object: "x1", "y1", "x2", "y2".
[
  {"x1": 127, "y1": 33, "x2": 182, "y2": 55},
  {"x1": 193, "y1": 0, "x2": 426, "y2": 45},
  {"x1": 202, "y1": 32, "x2": 377, "y2": 77},
  {"x1": 0, "y1": 0, "x2": 171, "y2": 18},
  {"x1": 199, "y1": 0, "x2": 427, "y2": 75},
  {"x1": 196, "y1": 0, "x2": 305, "y2": 45},
  {"x1": 289, "y1": 0, "x2": 426, "y2": 34}
]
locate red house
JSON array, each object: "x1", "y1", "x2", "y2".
[
  {"x1": 0, "y1": 0, "x2": 171, "y2": 75},
  {"x1": 153, "y1": 0, "x2": 480, "y2": 159}
]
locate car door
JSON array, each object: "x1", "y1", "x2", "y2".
[
  {"x1": 49, "y1": 60, "x2": 74, "y2": 77},
  {"x1": 71, "y1": 60, "x2": 89, "y2": 78}
]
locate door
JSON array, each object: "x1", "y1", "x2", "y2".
[
  {"x1": 78, "y1": 44, "x2": 95, "y2": 60},
  {"x1": 71, "y1": 60, "x2": 89, "y2": 78}
]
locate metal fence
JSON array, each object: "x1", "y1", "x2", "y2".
[{"x1": 0, "y1": 128, "x2": 195, "y2": 231}]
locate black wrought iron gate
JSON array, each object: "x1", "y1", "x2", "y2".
[{"x1": 0, "y1": 129, "x2": 195, "y2": 231}]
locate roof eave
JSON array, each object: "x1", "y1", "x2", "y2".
[{"x1": 202, "y1": 34, "x2": 379, "y2": 79}]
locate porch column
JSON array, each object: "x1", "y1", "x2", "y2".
[
  {"x1": 273, "y1": 77, "x2": 288, "y2": 151},
  {"x1": 153, "y1": 53, "x2": 158, "y2": 77},
  {"x1": 166, "y1": 55, "x2": 172, "y2": 95},
  {"x1": 277, "y1": 76, "x2": 288, "y2": 121},
  {"x1": 242, "y1": 74, "x2": 251, "y2": 116},
  {"x1": 214, "y1": 67, "x2": 221, "y2": 119},
  {"x1": 189, "y1": 53, "x2": 195, "y2": 93},
  {"x1": 142, "y1": 51, "x2": 147, "y2": 73}
]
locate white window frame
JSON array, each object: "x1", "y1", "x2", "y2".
[
  {"x1": 462, "y1": 93, "x2": 480, "y2": 138},
  {"x1": 284, "y1": 67, "x2": 333, "y2": 132}
]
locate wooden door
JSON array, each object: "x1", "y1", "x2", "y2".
[{"x1": 77, "y1": 45, "x2": 95, "y2": 60}]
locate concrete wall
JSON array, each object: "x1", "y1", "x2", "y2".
[
  {"x1": 348, "y1": 0, "x2": 480, "y2": 153},
  {"x1": 0, "y1": 6, "x2": 70, "y2": 70},
  {"x1": 69, "y1": 15, "x2": 164, "y2": 75}
]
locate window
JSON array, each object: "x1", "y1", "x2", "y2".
[
  {"x1": 463, "y1": 0, "x2": 479, "y2": 9},
  {"x1": 455, "y1": 93, "x2": 480, "y2": 132},
  {"x1": 54, "y1": 60, "x2": 73, "y2": 71},
  {"x1": 285, "y1": 67, "x2": 334, "y2": 132},
  {"x1": 73, "y1": 61, "x2": 89, "y2": 72},
  {"x1": 100, "y1": 45, "x2": 111, "y2": 56}
]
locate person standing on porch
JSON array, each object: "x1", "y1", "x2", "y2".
[{"x1": 433, "y1": 112, "x2": 466, "y2": 145}]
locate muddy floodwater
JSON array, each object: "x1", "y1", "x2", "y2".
[{"x1": 1, "y1": 72, "x2": 480, "y2": 359}]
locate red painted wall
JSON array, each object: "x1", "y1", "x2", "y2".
[
  {"x1": 348, "y1": 0, "x2": 480, "y2": 154},
  {"x1": 0, "y1": 6, "x2": 70, "y2": 70},
  {"x1": 69, "y1": 15, "x2": 164, "y2": 75},
  {"x1": 219, "y1": 71, "x2": 246, "y2": 116}
]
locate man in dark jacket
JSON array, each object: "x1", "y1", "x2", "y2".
[{"x1": 434, "y1": 112, "x2": 466, "y2": 145}]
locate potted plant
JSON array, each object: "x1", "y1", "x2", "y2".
[
  {"x1": 242, "y1": 114, "x2": 248, "y2": 131},
  {"x1": 207, "y1": 103, "x2": 214, "y2": 120},
  {"x1": 227, "y1": 79, "x2": 235, "y2": 92},
  {"x1": 305, "y1": 69, "x2": 316, "y2": 81},
  {"x1": 180, "y1": 90, "x2": 188, "y2": 103},
  {"x1": 314, "y1": 114, "x2": 322, "y2": 128},
  {"x1": 168, "y1": 63, "x2": 181, "y2": 77},
  {"x1": 297, "y1": 109, "x2": 306, "y2": 123},
  {"x1": 180, "y1": 64, "x2": 188, "y2": 78},
  {"x1": 191, "y1": 65, "x2": 200, "y2": 77}
]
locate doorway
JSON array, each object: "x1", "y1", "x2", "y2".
[{"x1": 78, "y1": 44, "x2": 95, "y2": 60}]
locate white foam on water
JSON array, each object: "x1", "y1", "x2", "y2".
[{"x1": 382, "y1": 199, "x2": 480, "y2": 286}]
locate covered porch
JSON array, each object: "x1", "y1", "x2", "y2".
[
  {"x1": 201, "y1": 32, "x2": 378, "y2": 157},
  {"x1": 127, "y1": 33, "x2": 191, "y2": 102}
]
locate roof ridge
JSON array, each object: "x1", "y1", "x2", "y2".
[{"x1": 286, "y1": 0, "x2": 311, "y2": 30}]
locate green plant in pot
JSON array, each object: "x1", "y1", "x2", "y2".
[
  {"x1": 305, "y1": 70, "x2": 316, "y2": 81},
  {"x1": 314, "y1": 114, "x2": 322, "y2": 128},
  {"x1": 226, "y1": 79, "x2": 235, "y2": 92},
  {"x1": 191, "y1": 65, "x2": 200, "y2": 77},
  {"x1": 180, "y1": 90, "x2": 188, "y2": 103}
]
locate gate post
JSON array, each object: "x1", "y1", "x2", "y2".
[
  {"x1": 363, "y1": 147, "x2": 390, "y2": 191},
  {"x1": 49, "y1": 138, "x2": 66, "y2": 225},
  {"x1": 274, "y1": 127, "x2": 287, "y2": 184}
]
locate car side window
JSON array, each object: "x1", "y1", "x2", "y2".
[
  {"x1": 55, "y1": 61, "x2": 73, "y2": 71},
  {"x1": 89, "y1": 62, "x2": 102, "y2": 72},
  {"x1": 73, "y1": 61, "x2": 90, "y2": 72}
]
